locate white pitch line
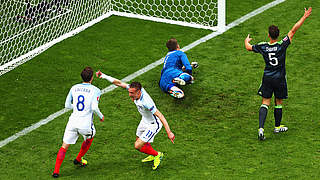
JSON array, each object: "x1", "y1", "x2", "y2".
[{"x1": 0, "y1": 0, "x2": 286, "y2": 148}]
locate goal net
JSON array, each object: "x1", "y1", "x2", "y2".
[
  {"x1": 112, "y1": 0, "x2": 225, "y2": 31},
  {"x1": 0, "y1": 0, "x2": 225, "y2": 75}
]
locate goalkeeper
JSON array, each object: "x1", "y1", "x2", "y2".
[{"x1": 159, "y1": 38, "x2": 198, "y2": 99}]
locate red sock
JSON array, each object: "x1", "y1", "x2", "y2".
[
  {"x1": 76, "y1": 138, "x2": 93, "y2": 162},
  {"x1": 139, "y1": 143, "x2": 158, "y2": 156},
  {"x1": 53, "y1": 147, "x2": 67, "y2": 174}
]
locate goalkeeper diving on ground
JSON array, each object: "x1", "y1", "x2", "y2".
[{"x1": 159, "y1": 38, "x2": 198, "y2": 99}]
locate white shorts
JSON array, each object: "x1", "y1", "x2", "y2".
[
  {"x1": 136, "y1": 119, "x2": 162, "y2": 143},
  {"x1": 63, "y1": 124, "x2": 96, "y2": 144}
]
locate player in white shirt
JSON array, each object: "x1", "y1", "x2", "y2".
[
  {"x1": 53, "y1": 67, "x2": 104, "y2": 178},
  {"x1": 96, "y1": 70, "x2": 175, "y2": 170}
]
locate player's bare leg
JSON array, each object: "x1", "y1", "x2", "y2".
[
  {"x1": 274, "y1": 98, "x2": 288, "y2": 133},
  {"x1": 135, "y1": 137, "x2": 162, "y2": 169},
  {"x1": 135, "y1": 138, "x2": 154, "y2": 162},
  {"x1": 261, "y1": 97, "x2": 271, "y2": 106},
  {"x1": 135, "y1": 138, "x2": 146, "y2": 150}
]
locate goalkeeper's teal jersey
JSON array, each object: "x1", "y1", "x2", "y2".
[{"x1": 252, "y1": 35, "x2": 291, "y2": 79}]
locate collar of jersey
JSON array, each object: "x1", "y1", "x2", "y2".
[
  {"x1": 81, "y1": 83, "x2": 91, "y2": 85},
  {"x1": 268, "y1": 41, "x2": 279, "y2": 45},
  {"x1": 167, "y1": 50, "x2": 177, "y2": 55}
]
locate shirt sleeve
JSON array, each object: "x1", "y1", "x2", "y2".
[
  {"x1": 281, "y1": 35, "x2": 291, "y2": 49},
  {"x1": 142, "y1": 91, "x2": 157, "y2": 114},
  {"x1": 180, "y1": 51, "x2": 192, "y2": 75},
  {"x1": 252, "y1": 44, "x2": 262, "y2": 54},
  {"x1": 92, "y1": 89, "x2": 103, "y2": 119},
  {"x1": 65, "y1": 89, "x2": 73, "y2": 109}
]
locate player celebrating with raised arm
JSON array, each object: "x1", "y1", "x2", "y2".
[
  {"x1": 52, "y1": 67, "x2": 104, "y2": 178},
  {"x1": 245, "y1": 7, "x2": 312, "y2": 140},
  {"x1": 159, "y1": 38, "x2": 198, "y2": 99},
  {"x1": 96, "y1": 70, "x2": 175, "y2": 170}
]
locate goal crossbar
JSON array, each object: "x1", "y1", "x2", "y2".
[{"x1": 112, "y1": 11, "x2": 219, "y2": 31}]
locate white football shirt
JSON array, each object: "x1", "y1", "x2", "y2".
[
  {"x1": 129, "y1": 87, "x2": 159, "y2": 124},
  {"x1": 65, "y1": 83, "x2": 103, "y2": 129}
]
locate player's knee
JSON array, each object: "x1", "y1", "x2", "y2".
[
  {"x1": 134, "y1": 141, "x2": 143, "y2": 150},
  {"x1": 61, "y1": 142, "x2": 70, "y2": 150},
  {"x1": 275, "y1": 98, "x2": 283, "y2": 105},
  {"x1": 262, "y1": 98, "x2": 271, "y2": 106}
]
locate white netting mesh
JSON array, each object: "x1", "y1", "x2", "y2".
[
  {"x1": 0, "y1": 0, "x2": 112, "y2": 74},
  {"x1": 0, "y1": 0, "x2": 221, "y2": 75},
  {"x1": 112, "y1": 0, "x2": 218, "y2": 28}
]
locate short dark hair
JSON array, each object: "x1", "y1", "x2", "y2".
[
  {"x1": 268, "y1": 25, "x2": 279, "y2": 40},
  {"x1": 166, "y1": 38, "x2": 178, "y2": 51},
  {"x1": 81, "y1": 66, "x2": 93, "y2": 82},
  {"x1": 129, "y1": 82, "x2": 142, "y2": 91}
]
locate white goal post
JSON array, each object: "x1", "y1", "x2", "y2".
[{"x1": 0, "y1": 0, "x2": 225, "y2": 76}]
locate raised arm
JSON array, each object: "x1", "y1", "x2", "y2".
[
  {"x1": 244, "y1": 34, "x2": 253, "y2": 51},
  {"x1": 288, "y1": 7, "x2": 312, "y2": 42},
  {"x1": 154, "y1": 110, "x2": 175, "y2": 144},
  {"x1": 96, "y1": 70, "x2": 128, "y2": 89}
]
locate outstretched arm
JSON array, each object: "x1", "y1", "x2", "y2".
[
  {"x1": 244, "y1": 34, "x2": 253, "y2": 51},
  {"x1": 154, "y1": 110, "x2": 175, "y2": 144},
  {"x1": 288, "y1": 7, "x2": 312, "y2": 42},
  {"x1": 96, "y1": 70, "x2": 128, "y2": 89}
]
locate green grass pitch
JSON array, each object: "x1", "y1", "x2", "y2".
[{"x1": 0, "y1": 0, "x2": 320, "y2": 179}]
